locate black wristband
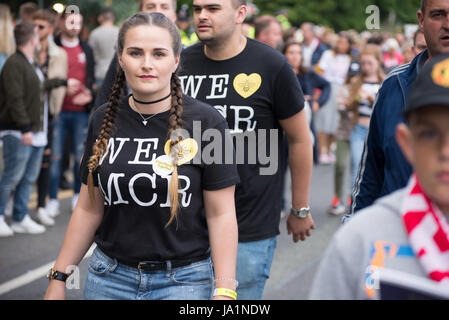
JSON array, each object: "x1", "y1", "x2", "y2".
[{"x1": 47, "y1": 268, "x2": 69, "y2": 282}]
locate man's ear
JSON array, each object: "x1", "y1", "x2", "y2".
[
  {"x1": 417, "y1": 10, "x2": 424, "y2": 31},
  {"x1": 396, "y1": 123, "x2": 415, "y2": 166},
  {"x1": 236, "y1": 5, "x2": 248, "y2": 25}
]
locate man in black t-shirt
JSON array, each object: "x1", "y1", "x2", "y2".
[{"x1": 179, "y1": 0, "x2": 315, "y2": 300}]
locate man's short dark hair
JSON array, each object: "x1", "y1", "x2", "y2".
[
  {"x1": 139, "y1": 0, "x2": 177, "y2": 12},
  {"x1": 254, "y1": 15, "x2": 279, "y2": 39},
  {"x1": 232, "y1": 0, "x2": 247, "y2": 8},
  {"x1": 14, "y1": 22, "x2": 36, "y2": 47},
  {"x1": 32, "y1": 9, "x2": 56, "y2": 27},
  {"x1": 421, "y1": 0, "x2": 427, "y2": 13},
  {"x1": 19, "y1": 2, "x2": 38, "y2": 19},
  {"x1": 413, "y1": 28, "x2": 424, "y2": 45},
  {"x1": 100, "y1": 7, "x2": 115, "y2": 22}
]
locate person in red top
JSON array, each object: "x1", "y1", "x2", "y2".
[{"x1": 47, "y1": 11, "x2": 95, "y2": 218}]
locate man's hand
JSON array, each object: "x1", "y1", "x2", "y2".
[
  {"x1": 312, "y1": 100, "x2": 320, "y2": 113},
  {"x1": 21, "y1": 132, "x2": 33, "y2": 146},
  {"x1": 67, "y1": 78, "x2": 82, "y2": 96},
  {"x1": 73, "y1": 89, "x2": 93, "y2": 106},
  {"x1": 287, "y1": 214, "x2": 315, "y2": 243}
]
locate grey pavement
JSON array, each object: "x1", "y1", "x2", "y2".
[{"x1": 0, "y1": 163, "x2": 349, "y2": 300}]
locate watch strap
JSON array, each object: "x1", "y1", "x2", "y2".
[
  {"x1": 291, "y1": 207, "x2": 311, "y2": 219},
  {"x1": 47, "y1": 268, "x2": 69, "y2": 282}
]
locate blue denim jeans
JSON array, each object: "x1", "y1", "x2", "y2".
[
  {"x1": 350, "y1": 124, "x2": 369, "y2": 189},
  {"x1": 0, "y1": 135, "x2": 44, "y2": 221},
  {"x1": 83, "y1": 247, "x2": 215, "y2": 300},
  {"x1": 236, "y1": 237, "x2": 277, "y2": 300},
  {"x1": 49, "y1": 111, "x2": 88, "y2": 199}
]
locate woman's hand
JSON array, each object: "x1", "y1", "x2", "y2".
[{"x1": 44, "y1": 280, "x2": 66, "y2": 300}]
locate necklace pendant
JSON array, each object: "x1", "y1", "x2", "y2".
[{"x1": 143, "y1": 120, "x2": 148, "y2": 126}]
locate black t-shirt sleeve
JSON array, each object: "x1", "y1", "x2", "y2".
[
  {"x1": 79, "y1": 111, "x2": 100, "y2": 187},
  {"x1": 272, "y1": 62, "x2": 305, "y2": 120},
  {"x1": 201, "y1": 119, "x2": 240, "y2": 191}
]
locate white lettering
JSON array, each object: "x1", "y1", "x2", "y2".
[
  {"x1": 179, "y1": 75, "x2": 207, "y2": 99},
  {"x1": 99, "y1": 137, "x2": 130, "y2": 165},
  {"x1": 129, "y1": 173, "x2": 157, "y2": 206},
  {"x1": 230, "y1": 106, "x2": 257, "y2": 134},
  {"x1": 128, "y1": 138, "x2": 158, "y2": 165},
  {"x1": 98, "y1": 173, "x2": 129, "y2": 206},
  {"x1": 206, "y1": 74, "x2": 229, "y2": 99}
]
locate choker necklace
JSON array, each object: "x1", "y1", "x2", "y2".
[{"x1": 132, "y1": 93, "x2": 171, "y2": 105}]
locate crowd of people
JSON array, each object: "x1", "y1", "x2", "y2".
[{"x1": 0, "y1": 0, "x2": 448, "y2": 301}]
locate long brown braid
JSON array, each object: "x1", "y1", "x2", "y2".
[
  {"x1": 87, "y1": 67, "x2": 126, "y2": 202},
  {"x1": 166, "y1": 73, "x2": 184, "y2": 228},
  {"x1": 86, "y1": 12, "x2": 184, "y2": 228}
]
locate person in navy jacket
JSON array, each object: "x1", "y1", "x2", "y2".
[{"x1": 345, "y1": 0, "x2": 449, "y2": 222}]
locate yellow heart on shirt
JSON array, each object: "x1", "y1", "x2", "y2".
[
  {"x1": 164, "y1": 138, "x2": 199, "y2": 166},
  {"x1": 233, "y1": 73, "x2": 262, "y2": 99}
]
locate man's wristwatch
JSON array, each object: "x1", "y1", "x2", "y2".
[
  {"x1": 290, "y1": 207, "x2": 311, "y2": 219},
  {"x1": 46, "y1": 268, "x2": 69, "y2": 282}
]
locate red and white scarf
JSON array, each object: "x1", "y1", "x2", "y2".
[{"x1": 401, "y1": 174, "x2": 449, "y2": 285}]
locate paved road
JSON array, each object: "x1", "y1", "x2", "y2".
[{"x1": 0, "y1": 163, "x2": 350, "y2": 300}]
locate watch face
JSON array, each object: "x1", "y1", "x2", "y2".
[{"x1": 291, "y1": 208, "x2": 310, "y2": 218}]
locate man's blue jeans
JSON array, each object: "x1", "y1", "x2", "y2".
[
  {"x1": 0, "y1": 135, "x2": 44, "y2": 222},
  {"x1": 236, "y1": 237, "x2": 277, "y2": 300},
  {"x1": 49, "y1": 110, "x2": 88, "y2": 199},
  {"x1": 350, "y1": 123, "x2": 369, "y2": 189}
]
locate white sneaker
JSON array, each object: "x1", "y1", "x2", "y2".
[
  {"x1": 11, "y1": 215, "x2": 46, "y2": 234},
  {"x1": 5, "y1": 196, "x2": 13, "y2": 217},
  {"x1": 72, "y1": 194, "x2": 79, "y2": 211},
  {"x1": 46, "y1": 199, "x2": 60, "y2": 218},
  {"x1": 0, "y1": 216, "x2": 14, "y2": 237},
  {"x1": 328, "y1": 204, "x2": 347, "y2": 216},
  {"x1": 36, "y1": 208, "x2": 55, "y2": 227}
]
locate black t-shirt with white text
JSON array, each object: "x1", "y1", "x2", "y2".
[
  {"x1": 179, "y1": 38, "x2": 305, "y2": 242},
  {"x1": 80, "y1": 94, "x2": 239, "y2": 264}
]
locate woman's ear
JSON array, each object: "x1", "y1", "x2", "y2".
[
  {"x1": 117, "y1": 53, "x2": 124, "y2": 72},
  {"x1": 396, "y1": 123, "x2": 415, "y2": 166},
  {"x1": 173, "y1": 56, "x2": 180, "y2": 73}
]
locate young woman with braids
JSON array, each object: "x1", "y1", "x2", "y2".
[{"x1": 44, "y1": 12, "x2": 240, "y2": 300}]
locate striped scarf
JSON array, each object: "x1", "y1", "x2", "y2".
[{"x1": 401, "y1": 174, "x2": 449, "y2": 285}]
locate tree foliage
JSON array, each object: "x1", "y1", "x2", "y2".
[
  {"x1": 177, "y1": 0, "x2": 422, "y2": 31},
  {"x1": 253, "y1": 0, "x2": 422, "y2": 31},
  {"x1": 6, "y1": 0, "x2": 422, "y2": 32}
]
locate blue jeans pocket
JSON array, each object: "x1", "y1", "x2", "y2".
[
  {"x1": 88, "y1": 248, "x2": 118, "y2": 276},
  {"x1": 171, "y1": 258, "x2": 214, "y2": 286}
]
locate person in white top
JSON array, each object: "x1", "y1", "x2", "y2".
[
  {"x1": 301, "y1": 22, "x2": 327, "y2": 69},
  {"x1": 88, "y1": 8, "x2": 119, "y2": 89},
  {"x1": 314, "y1": 33, "x2": 352, "y2": 165}
]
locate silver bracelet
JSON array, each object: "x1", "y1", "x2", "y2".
[{"x1": 214, "y1": 278, "x2": 239, "y2": 288}]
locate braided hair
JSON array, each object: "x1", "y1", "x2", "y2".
[{"x1": 87, "y1": 12, "x2": 183, "y2": 227}]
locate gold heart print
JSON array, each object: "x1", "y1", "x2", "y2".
[
  {"x1": 164, "y1": 138, "x2": 199, "y2": 166},
  {"x1": 233, "y1": 73, "x2": 262, "y2": 99}
]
